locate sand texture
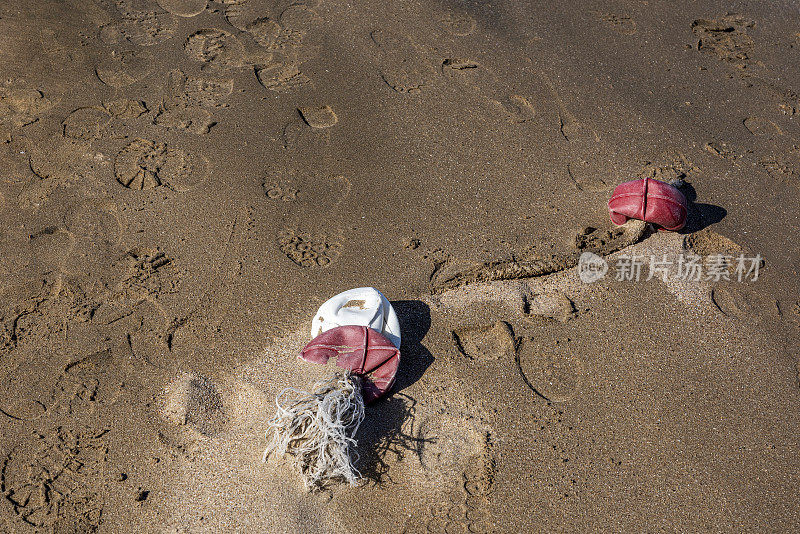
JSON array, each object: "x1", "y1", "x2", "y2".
[{"x1": 1, "y1": 0, "x2": 800, "y2": 532}]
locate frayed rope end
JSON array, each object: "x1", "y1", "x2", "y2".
[{"x1": 263, "y1": 372, "x2": 365, "y2": 489}]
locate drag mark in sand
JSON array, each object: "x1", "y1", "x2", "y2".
[{"x1": 431, "y1": 220, "x2": 648, "y2": 293}]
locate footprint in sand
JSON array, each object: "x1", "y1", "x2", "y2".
[
  {"x1": 114, "y1": 138, "x2": 208, "y2": 191},
  {"x1": 62, "y1": 107, "x2": 113, "y2": 141},
  {"x1": 154, "y1": 69, "x2": 233, "y2": 135},
  {"x1": 440, "y1": 58, "x2": 503, "y2": 102},
  {"x1": 66, "y1": 199, "x2": 123, "y2": 251},
  {"x1": 1, "y1": 223, "x2": 73, "y2": 298},
  {"x1": 279, "y1": 3, "x2": 320, "y2": 32},
  {"x1": 567, "y1": 158, "x2": 613, "y2": 192},
  {"x1": 704, "y1": 140, "x2": 741, "y2": 160},
  {"x1": 157, "y1": 373, "x2": 227, "y2": 458},
  {"x1": 516, "y1": 336, "x2": 584, "y2": 402},
  {"x1": 0, "y1": 353, "x2": 65, "y2": 421},
  {"x1": 691, "y1": 14, "x2": 754, "y2": 64},
  {"x1": 281, "y1": 116, "x2": 331, "y2": 151},
  {"x1": 598, "y1": 13, "x2": 637, "y2": 35},
  {"x1": 416, "y1": 414, "x2": 485, "y2": 482},
  {"x1": 298, "y1": 105, "x2": 337, "y2": 128},
  {"x1": 58, "y1": 245, "x2": 179, "y2": 328},
  {"x1": 683, "y1": 228, "x2": 744, "y2": 260},
  {"x1": 744, "y1": 116, "x2": 782, "y2": 138},
  {"x1": 277, "y1": 228, "x2": 342, "y2": 268},
  {"x1": 114, "y1": 247, "x2": 181, "y2": 300},
  {"x1": 154, "y1": 105, "x2": 216, "y2": 135},
  {"x1": 710, "y1": 285, "x2": 769, "y2": 320},
  {"x1": 104, "y1": 98, "x2": 148, "y2": 119},
  {"x1": 162, "y1": 374, "x2": 227, "y2": 436},
  {"x1": 224, "y1": 0, "x2": 271, "y2": 32},
  {"x1": 371, "y1": 29, "x2": 435, "y2": 94},
  {"x1": 758, "y1": 154, "x2": 798, "y2": 183},
  {"x1": 256, "y1": 61, "x2": 312, "y2": 92},
  {"x1": 540, "y1": 72, "x2": 599, "y2": 145},
  {"x1": 461, "y1": 436, "x2": 496, "y2": 498},
  {"x1": 21, "y1": 137, "x2": 111, "y2": 208},
  {"x1": 636, "y1": 154, "x2": 698, "y2": 183},
  {"x1": 249, "y1": 17, "x2": 302, "y2": 50},
  {"x1": 262, "y1": 169, "x2": 301, "y2": 201},
  {"x1": 1, "y1": 427, "x2": 107, "y2": 531},
  {"x1": 52, "y1": 348, "x2": 126, "y2": 415},
  {"x1": 0, "y1": 83, "x2": 55, "y2": 127},
  {"x1": 185, "y1": 29, "x2": 247, "y2": 69},
  {"x1": 95, "y1": 49, "x2": 152, "y2": 87},
  {"x1": 156, "y1": 0, "x2": 207, "y2": 18},
  {"x1": 489, "y1": 94, "x2": 536, "y2": 124},
  {"x1": 225, "y1": 1, "x2": 317, "y2": 43},
  {"x1": 163, "y1": 69, "x2": 234, "y2": 108},
  {"x1": 275, "y1": 173, "x2": 352, "y2": 267},
  {"x1": 100, "y1": 2, "x2": 178, "y2": 47},
  {"x1": 62, "y1": 199, "x2": 124, "y2": 284},
  {"x1": 439, "y1": 11, "x2": 476, "y2": 36},
  {"x1": 441, "y1": 57, "x2": 481, "y2": 82},
  {"x1": 452, "y1": 321, "x2": 515, "y2": 361},
  {"x1": 412, "y1": 423, "x2": 496, "y2": 533},
  {"x1": 263, "y1": 183, "x2": 298, "y2": 201},
  {"x1": 245, "y1": 12, "x2": 320, "y2": 93},
  {"x1": 525, "y1": 291, "x2": 577, "y2": 323}
]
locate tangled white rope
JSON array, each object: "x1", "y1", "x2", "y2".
[{"x1": 263, "y1": 372, "x2": 366, "y2": 489}]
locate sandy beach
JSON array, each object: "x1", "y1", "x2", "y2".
[{"x1": 1, "y1": 0, "x2": 800, "y2": 532}]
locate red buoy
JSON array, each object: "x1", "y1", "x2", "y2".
[
  {"x1": 608, "y1": 177, "x2": 688, "y2": 231},
  {"x1": 299, "y1": 325, "x2": 400, "y2": 403}
]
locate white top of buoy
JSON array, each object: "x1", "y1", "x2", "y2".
[{"x1": 311, "y1": 287, "x2": 401, "y2": 348}]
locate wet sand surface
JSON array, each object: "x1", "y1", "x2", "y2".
[{"x1": 1, "y1": 0, "x2": 799, "y2": 532}]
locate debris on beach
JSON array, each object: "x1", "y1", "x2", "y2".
[{"x1": 263, "y1": 288, "x2": 401, "y2": 489}]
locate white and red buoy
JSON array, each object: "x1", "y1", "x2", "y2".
[{"x1": 263, "y1": 288, "x2": 401, "y2": 489}]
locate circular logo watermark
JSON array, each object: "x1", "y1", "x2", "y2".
[{"x1": 578, "y1": 252, "x2": 608, "y2": 283}]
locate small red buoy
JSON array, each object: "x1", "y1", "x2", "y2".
[
  {"x1": 299, "y1": 325, "x2": 400, "y2": 403},
  {"x1": 608, "y1": 177, "x2": 688, "y2": 231}
]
